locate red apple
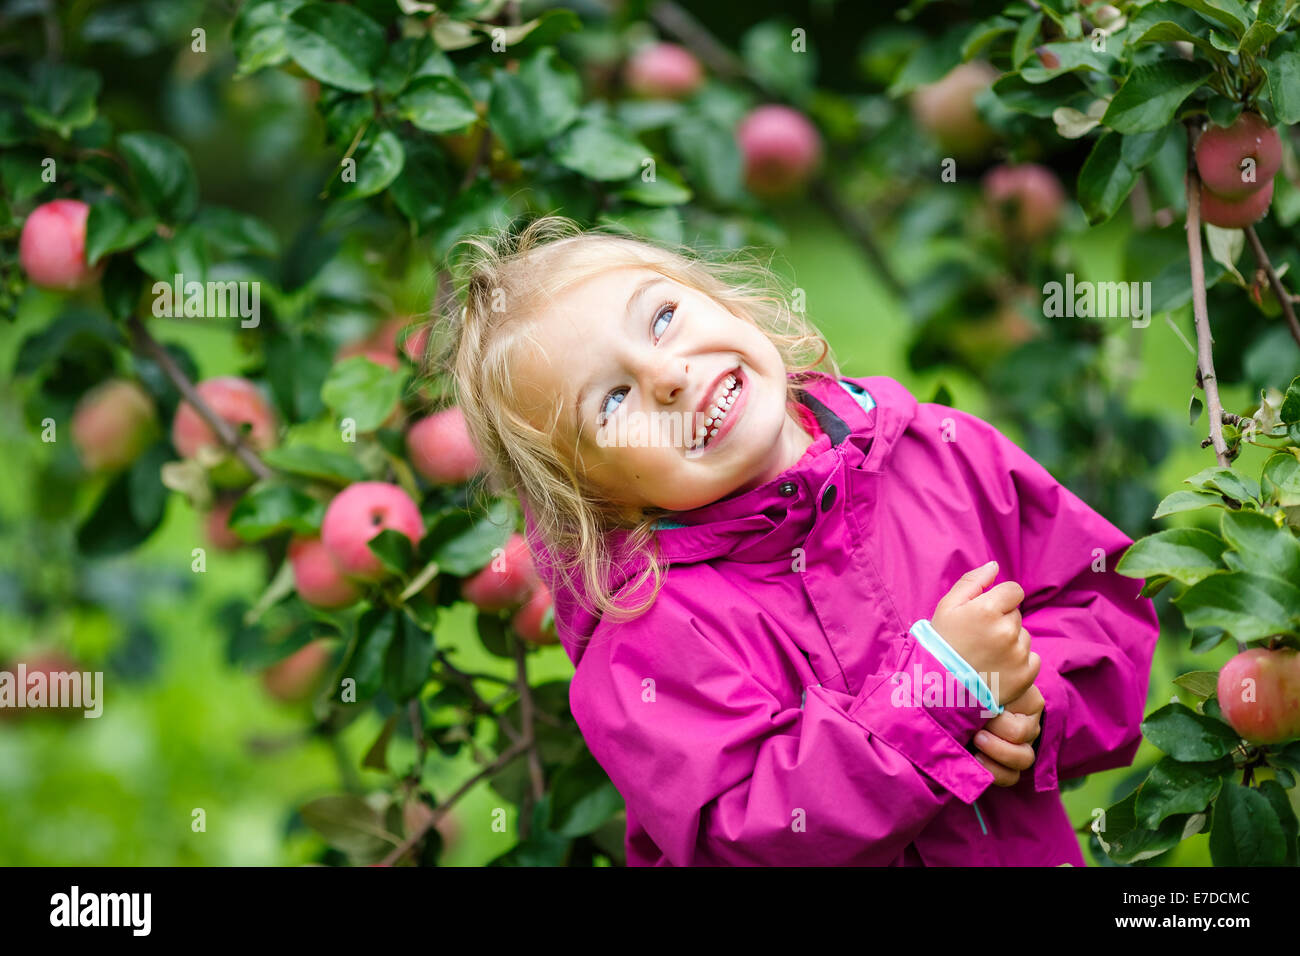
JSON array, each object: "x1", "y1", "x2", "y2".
[
  {"x1": 289, "y1": 535, "x2": 362, "y2": 608},
  {"x1": 1217, "y1": 647, "x2": 1300, "y2": 746},
  {"x1": 171, "y1": 376, "x2": 279, "y2": 484},
  {"x1": 320, "y1": 481, "x2": 424, "y2": 583},
  {"x1": 406, "y1": 407, "x2": 482, "y2": 484},
  {"x1": 624, "y1": 42, "x2": 704, "y2": 99},
  {"x1": 261, "y1": 639, "x2": 333, "y2": 704},
  {"x1": 336, "y1": 337, "x2": 402, "y2": 372},
  {"x1": 205, "y1": 495, "x2": 245, "y2": 551},
  {"x1": 461, "y1": 533, "x2": 538, "y2": 612},
  {"x1": 983, "y1": 163, "x2": 1066, "y2": 242},
  {"x1": 0, "y1": 651, "x2": 84, "y2": 721},
  {"x1": 736, "y1": 105, "x2": 823, "y2": 198},
  {"x1": 70, "y1": 379, "x2": 157, "y2": 473},
  {"x1": 1199, "y1": 178, "x2": 1274, "y2": 229},
  {"x1": 19, "y1": 199, "x2": 101, "y2": 290},
  {"x1": 910, "y1": 61, "x2": 999, "y2": 159},
  {"x1": 512, "y1": 583, "x2": 558, "y2": 644},
  {"x1": 1195, "y1": 113, "x2": 1282, "y2": 200}
]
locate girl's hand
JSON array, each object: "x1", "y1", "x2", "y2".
[{"x1": 973, "y1": 684, "x2": 1045, "y2": 787}]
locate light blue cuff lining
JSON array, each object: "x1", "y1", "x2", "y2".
[{"x1": 909, "y1": 618, "x2": 1004, "y2": 715}]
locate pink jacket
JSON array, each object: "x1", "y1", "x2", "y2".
[{"x1": 525, "y1": 372, "x2": 1160, "y2": 865}]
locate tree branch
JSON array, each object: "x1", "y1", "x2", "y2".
[
  {"x1": 1183, "y1": 125, "x2": 1230, "y2": 467},
  {"x1": 379, "y1": 737, "x2": 531, "y2": 866},
  {"x1": 514, "y1": 634, "x2": 546, "y2": 807},
  {"x1": 126, "y1": 314, "x2": 275, "y2": 481},
  {"x1": 1244, "y1": 225, "x2": 1300, "y2": 349}
]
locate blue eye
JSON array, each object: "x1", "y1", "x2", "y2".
[
  {"x1": 595, "y1": 301, "x2": 678, "y2": 428},
  {"x1": 652, "y1": 302, "x2": 676, "y2": 339},
  {"x1": 598, "y1": 389, "x2": 627, "y2": 426}
]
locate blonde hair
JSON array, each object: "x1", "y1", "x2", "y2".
[{"x1": 420, "y1": 214, "x2": 839, "y2": 626}]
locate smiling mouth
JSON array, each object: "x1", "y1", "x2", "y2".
[{"x1": 687, "y1": 368, "x2": 744, "y2": 452}]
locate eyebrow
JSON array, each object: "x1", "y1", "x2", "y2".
[{"x1": 571, "y1": 276, "x2": 667, "y2": 442}]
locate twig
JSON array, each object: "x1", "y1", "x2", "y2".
[
  {"x1": 648, "y1": 1, "x2": 745, "y2": 79},
  {"x1": 1183, "y1": 124, "x2": 1231, "y2": 467},
  {"x1": 408, "y1": 699, "x2": 428, "y2": 774},
  {"x1": 435, "y1": 651, "x2": 523, "y2": 744},
  {"x1": 1244, "y1": 225, "x2": 1300, "y2": 349},
  {"x1": 380, "y1": 737, "x2": 531, "y2": 865},
  {"x1": 514, "y1": 634, "x2": 546, "y2": 806},
  {"x1": 809, "y1": 178, "x2": 908, "y2": 300},
  {"x1": 126, "y1": 314, "x2": 275, "y2": 481}
]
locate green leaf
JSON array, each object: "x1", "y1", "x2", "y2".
[
  {"x1": 1185, "y1": 466, "x2": 1260, "y2": 503},
  {"x1": 1259, "y1": 779, "x2": 1299, "y2": 864},
  {"x1": 1135, "y1": 755, "x2": 1230, "y2": 828},
  {"x1": 615, "y1": 163, "x2": 693, "y2": 206},
  {"x1": 1130, "y1": 2, "x2": 1232, "y2": 64},
  {"x1": 991, "y1": 73, "x2": 1086, "y2": 117},
  {"x1": 1077, "y1": 132, "x2": 1139, "y2": 225},
  {"x1": 1018, "y1": 38, "x2": 1116, "y2": 84},
  {"x1": 1219, "y1": 509, "x2": 1300, "y2": 581},
  {"x1": 284, "y1": 2, "x2": 385, "y2": 93},
  {"x1": 1141, "y1": 701, "x2": 1241, "y2": 761},
  {"x1": 264, "y1": 330, "x2": 332, "y2": 422},
  {"x1": 334, "y1": 128, "x2": 404, "y2": 200},
  {"x1": 260, "y1": 444, "x2": 367, "y2": 484},
  {"x1": 341, "y1": 606, "x2": 395, "y2": 701},
  {"x1": 1174, "y1": 570, "x2": 1300, "y2": 641},
  {"x1": 1116, "y1": 528, "x2": 1226, "y2": 584},
  {"x1": 389, "y1": 138, "x2": 452, "y2": 234},
  {"x1": 382, "y1": 611, "x2": 434, "y2": 702},
  {"x1": 228, "y1": 483, "x2": 326, "y2": 540},
  {"x1": 376, "y1": 34, "x2": 455, "y2": 97},
  {"x1": 1153, "y1": 489, "x2": 1227, "y2": 518},
  {"x1": 24, "y1": 62, "x2": 99, "y2": 138},
  {"x1": 367, "y1": 528, "x2": 413, "y2": 579},
  {"x1": 426, "y1": 498, "x2": 514, "y2": 576},
  {"x1": 1175, "y1": 0, "x2": 1251, "y2": 38},
  {"x1": 127, "y1": 441, "x2": 170, "y2": 528},
  {"x1": 1011, "y1": 12, "x2": 1043, "y2": 68},
  {"x1": 193, "y1": 206, "x2": 280, "y2": 258},
  {"x1": 85, "y1": 198, "x2": 157, "y2": 266},
  {"x1": 1262, "y1": 451, "x2": 1300, "y2": 506},
  {"x1": 133, "y1": 228, "x2": 210, "y2": 286},
  {"x1": 320, "y1": 355, "x2": 405, "y2": 432},
  {"x1": 552, "y1": 118, "x2": 648, "y2": 182},
  {"x1": 231, "y1": 0, "x2": 306, "y2": 77},
  {"x1": 395, "y1": 75, "x2": 479, "y2": 134},
  {"x1": 1094, "y1": 790, "x2": 1191, "y2": 864},
  {"x1": 1281, "y1": 376, "x2": 1300, "y2": 424},
  {"x1": 118, "y1": 131, "x2": 199, "y2": 222},
  {"x1": 519, "y1": 47, "x2": 581, "y2": 141},
  {"x1": 1173, "y1": 670, "x2": 1221, "y2": 699},
  {"x1": 1102, "y1": 60, "x2": 1213, "y2": 134},
  {"x1": 76, "y1": 469, "x2": 166, "y2": 557},
  {"x1": 668, "y1": 113, "x2": 744, "y2": 204},
  {"x1": 548, "y1": 752, "x2": 625, "y2": 838},
  {"x1": 742, "y1": 19, "x2": 817, "y2": 100},
  {"x1": 1262, "y1": 52, "x2": 1300, "y2": 125},
  {"x1": 298, "y1": 794, "x2": 394, "y2": 859},
  {"x1": 1209, "y1": 783, "x2": 1287, "y2": 866}
]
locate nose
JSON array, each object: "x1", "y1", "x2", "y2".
[{"x1": 649, "y1": 355, "x2": 689, "y2": 406}]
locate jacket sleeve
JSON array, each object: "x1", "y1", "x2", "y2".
[
  {"x1": 942, "y1": 407, "x2": 1161, "y2": 793},
  {"x1": 570, "y1": 603, "x2": 997, "y2": 866}
]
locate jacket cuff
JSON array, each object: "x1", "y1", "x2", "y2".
[
  {"x1": 1025, "y1": 651, "x2": 1066, "y2": 793},
  {"x1": 847, "y1": 636, "x2": 995, "y2": 804},
  {"x1": 908, "y1": 618, "x2": 1004, "y2": 717}
]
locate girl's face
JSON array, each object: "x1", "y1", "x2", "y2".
[{"x1": 514, "y1": 266, "x2": 815, "y2": 516}]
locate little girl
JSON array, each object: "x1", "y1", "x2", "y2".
[{"x1": 437, "y1": 215, "x2": 1160, "y2": 866}]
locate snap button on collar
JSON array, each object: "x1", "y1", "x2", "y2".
[
  {"x1": 820, "y1": 485, "x2": 837, "y2": 512},
  {"x1": 778, "y1": 481, "x2": 797, "y2": 497}
]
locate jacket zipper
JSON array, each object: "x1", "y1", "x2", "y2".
[{"x1": 972, "y1": 798, "x2": 988, "y2": 835}]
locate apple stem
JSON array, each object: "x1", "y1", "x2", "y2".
[
  {"x1": 1244, "y1": 225, "x2": 1300, "y2": 349},
  {"x1": 1183, "y1": 123, "x2": 1231, "y2": 468},
  {"x1": 126, "y1": 314, "x2": 275, "y2": 481}
]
